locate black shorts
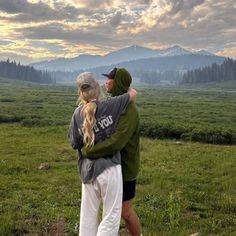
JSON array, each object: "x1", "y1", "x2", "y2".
[{"x1": 123, "y1": 179, "x2": 136, "y2": 202}]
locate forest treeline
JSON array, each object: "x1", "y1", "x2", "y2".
[
  {"x1": 181, "y1": 58, "x2": 236, "y2": 84},
  {"x1": 0, "y1": 59, "x2": 55, "y2": 84},
  {"x1": 1, "y1": 57, "x2": 235, "y2": 86},
  {"x1": 138, "y1": 70, "x2": 182, "y2": 84}
]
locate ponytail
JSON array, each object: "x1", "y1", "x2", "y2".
[
  {"x1": 76, "y1": 72, "x2": 100, "y2": 147},
  {"x1": 81, "y1": 101, "x2": 97, "y2": 148}
]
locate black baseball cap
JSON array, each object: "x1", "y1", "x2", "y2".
[{"x1": 102, "y1": 67, "x2": 117, "y2": 79}]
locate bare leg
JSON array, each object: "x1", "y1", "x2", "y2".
[{"x1": 122, "y1": 200, "x2": 142, "y2": 236}]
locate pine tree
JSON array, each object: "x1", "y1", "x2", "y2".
[
  {"x1": 181, "y1": 58, "x2": 236, "y2": 84},
  {"x1": 0, "y1": 59, "x2": 55, "y2": 84}
]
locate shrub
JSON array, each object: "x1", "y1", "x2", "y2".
[
  {"x1": 140, "y1": 122, "x2": 188, "y2": 139},
  {"x1": 189, "y1": 129, "x2": 236, "y2": 144},
  {"x1": 0, "y1": 115, "x2": 24, "y2": 123},
  {"x1": 21, "y1": 118, "x2": 41, "y2": 127},
  {"x1": 140, "y1": 122, "x2": 236, "y2": 144}
]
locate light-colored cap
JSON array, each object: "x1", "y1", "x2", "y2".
[{"x1": 76, "y1": 72, "x2": 98, "y2": 91}]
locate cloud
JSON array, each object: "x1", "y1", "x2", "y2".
[
  {"x1": 217, "y1": 43, "x2": 236, "y2": 58},
  {"x1": 168, "y1": 0, "x2": 184, "y2": 15},
  {"x1": 116, "y1": 0, "x2": 204, "y2": 35},
  {"x1": 0, "y1": 0, "x2": 80, "y2": 22},
  {"x1": 0, "y1": 39, "x2": 13, "y2": 45},
  {"x1": 0, "y1": 39, "x2": 58, "y2": 64},
  {"x1": 85, "y1": 0, "x2": 112, "y2": 7},
  {"x1": 0, "y1": 0, "x2": 235, "y2": 61},
  {"x1": 110, "y1": 11, "x2": 122, "y2": 27},
  {"x1": 132, "y1": 0, "x2": 235, "y2": 51},
  {"x1": 17, "y1": 22, "x2": 114, "y2": 44},
  {"x1": 0, "y1": 0, "x2": 22, "y2": 14}
]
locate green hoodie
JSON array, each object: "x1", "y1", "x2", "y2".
[{"x1": 81, "y1": 68, "x2": 140, "y2": 181}]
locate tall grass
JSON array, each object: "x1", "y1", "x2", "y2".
[
  {"x1": 137, "y1": 86, "x2": 236, "y2": 144},
  {"x1": 0, "y1": 77, "x2": 236, "y2": 235},
  {"x1": 0, "y1": 125, "x2": 235, "y2": 235},
  {"x1": 1, "y1": 77, "x2": 236, "y2": 144}
]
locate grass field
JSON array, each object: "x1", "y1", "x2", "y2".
[
  {"x1": 137, "y1": 85, "x2": 236, "y2": 144},
  {"x1": 1, "y1": 77, "x2": 236, "y2": 144},
  {"x1": 0, "y1": 77, "x2": 236, "y2": 235},
  {"x1": 0, "y1": 124, "x2": 236, "y2": 235}
]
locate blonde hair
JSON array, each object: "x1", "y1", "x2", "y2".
[{"x1": 76, "y1": 72, "x2": 100, "y2": 148}]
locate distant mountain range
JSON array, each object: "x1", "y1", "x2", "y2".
[
  {"x1": 32, "y1": 45, "x2": 215, "y2": 72},
  {"x1": 48, "y1": 53, "x2": 225, "y2": 85},
  {"x1": 90, "y1": 54, "x2": 225, "y2": 74},
  {"x1": 31, "y1": 45, "x2": 227, "y2": 85}
]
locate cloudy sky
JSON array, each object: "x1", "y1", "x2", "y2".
[{"x1": 0, "y1": 0, "x2": 235, "y2": 64}]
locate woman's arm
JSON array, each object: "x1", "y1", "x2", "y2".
[{"x1": 68, "y1": 110, "x2": 83, "y2": 150}]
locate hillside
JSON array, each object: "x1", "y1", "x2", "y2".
[
  {"x1": 50, "y1": 54, "x2": 226, "y2": 84},
  {"x1": 104, "y1": 54, "x2": 225, "y2": 75},
  {"x1": 32, "y1": 45, "x2": 214, "y2": 72}
]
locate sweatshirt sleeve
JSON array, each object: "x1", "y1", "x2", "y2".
[
  {"x1": 102, "y1": 93, "x2": 130, "y2": 120},
  {"x1": 68, "y1": 109, "x2": 83, "y2": 150},
  {"x1": 81, "y1": 104, "x2": 137, "y2": 158}
]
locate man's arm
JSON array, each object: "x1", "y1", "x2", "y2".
[{"x1": 81, "y1": 105, "x2": 137, "y2": 158}]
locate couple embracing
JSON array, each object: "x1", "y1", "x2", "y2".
[{"x1": 69, "y1": 67, "x2": 142, "y2": 236}]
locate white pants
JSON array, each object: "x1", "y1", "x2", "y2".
[{"x1": 79, "y1": 165, "x2": 123, "y2": 236}]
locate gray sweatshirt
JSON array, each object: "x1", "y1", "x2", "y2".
[{"x1": 69, "y1": 93, "x2": 129, "y2": 184}]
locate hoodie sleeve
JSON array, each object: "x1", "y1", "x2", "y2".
[{"x1": 81, "y1": 103, "x2": 138, "y2": 158}]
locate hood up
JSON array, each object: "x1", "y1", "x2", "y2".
[{"x1": 111, "y1": 68, "x2": 132, "y2": 97}]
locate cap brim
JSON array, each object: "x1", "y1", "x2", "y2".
[{"x1": 102, "y1": 73, "x2": 113, "y2": 79}]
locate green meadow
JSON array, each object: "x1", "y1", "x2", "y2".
[{"x1": 0, "y1": 77, "x2": 236, "y2": 235}]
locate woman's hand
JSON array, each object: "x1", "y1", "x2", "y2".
[{"x1": 128, "y1": 88, "x2": 137, "y2": 101}]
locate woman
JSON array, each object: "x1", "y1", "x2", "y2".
[{"x1": 68, "y1": 72, "x2": 136, "y2": 236}]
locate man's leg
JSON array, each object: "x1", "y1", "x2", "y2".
[
  {"x1": 122, "y1": 200, "x2": 142, "y2": 236},
  {"x1": 122, "y1": 180, "x2": 142, "y2": 236}
]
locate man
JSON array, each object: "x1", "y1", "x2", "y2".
[{"x1": 82, "y1": 68, "x2": 142, "y2": 236}]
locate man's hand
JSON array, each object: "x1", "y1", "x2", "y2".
[{"x1": 81, "y1": 146, "x2": 90, "y2": 157}]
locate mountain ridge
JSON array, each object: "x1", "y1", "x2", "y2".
[
  {"x1": 32, "y1": 45, "x2": 214, "y2": 72},
  {"x1": 49, "y1": 54, "x2": 226, "y2": 85}
]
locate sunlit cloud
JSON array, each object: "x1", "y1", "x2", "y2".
[
  {"x1": 0, "y1": 0, "x2": 235, "y2": 63},
  {"x1": 129, "y1": 2, "x2": 168, "y2": 34},
  {"x1": 0, "y1": 40, "x2": 57, "y2": 59},
  {"x1": 217, "y1": 48, "x2": 236, "y2": 59},
  {"x1": 217, "y1": 42, "x2": 236, "y2": 59}
]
